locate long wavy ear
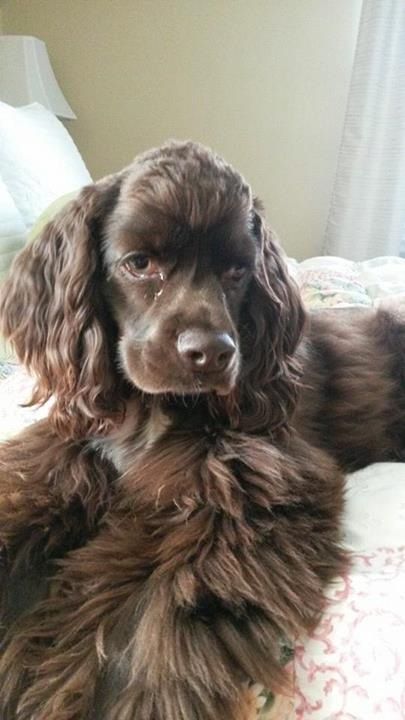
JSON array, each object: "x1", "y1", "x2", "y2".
[
  {"x1": 0, "y1": 174, "x2": 126, "y2": 440},
  {"x1": 238, "y1": 198, "x2": 306, "y2": 436}
]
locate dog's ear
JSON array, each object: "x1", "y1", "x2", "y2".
[
  {"x1": 0, "y1": 174, "x2": 126, "y2": 439},
  {"x1": 238, "y1": 198, "x2": 306, "y2": 436}
]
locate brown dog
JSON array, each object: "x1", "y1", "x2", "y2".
[{"x1": 0, "y1": 141, "x2": 403, "y2": 719}]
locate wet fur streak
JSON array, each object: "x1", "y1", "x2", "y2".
[{"x1": 0, "y1": 141, "x2": 404, "y2": 719}]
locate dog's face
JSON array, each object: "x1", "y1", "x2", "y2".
[
  {"x1": 103, "y1": 155, "x2": 258, "y2": 396},
  {"x1": 0, "y1": 140, "x2": 305, "y2": 438}
]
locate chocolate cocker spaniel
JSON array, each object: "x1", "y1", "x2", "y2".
[{"x1": 0, "y1": 141, "x2": 404, "y2": 720}]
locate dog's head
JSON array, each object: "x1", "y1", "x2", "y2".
[{"x1": 0, "y1": 141, "x2": 305, "y2": 438}]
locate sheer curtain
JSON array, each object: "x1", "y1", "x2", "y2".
[{"x1": 323, "y1": 0, "x2": 405, "y2": 260}]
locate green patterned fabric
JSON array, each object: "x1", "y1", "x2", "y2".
[{"x1": 26, "y1": 190, "x2": 79, "y2": 244}]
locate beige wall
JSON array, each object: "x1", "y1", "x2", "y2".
[{"x1": 1, "y1": 0, "x2": 361, "y2": 258}]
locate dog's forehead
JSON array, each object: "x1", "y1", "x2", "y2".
[
  {"x1": 105, "y1": 153, "x2": 256, "y2": 259},
  {"x1": 123, "y1": 146, "x2": 252, "y2": 227}
]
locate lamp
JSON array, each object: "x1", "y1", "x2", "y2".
[{"x1": 0, "y1": 35, "x2": 76, "y2": 119}]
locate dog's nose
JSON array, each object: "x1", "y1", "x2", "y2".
[{"x1": 177, "y1": 330, "x2": 236, "y2": 373}]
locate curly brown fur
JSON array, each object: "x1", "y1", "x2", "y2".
[
  {"x1": 0, "y1": 421, "x2": 116, "y2": 630},
  {"x1": 0, "y1": 433, "x2": 344, "y2": 720},
  {"x1": 0, "y1": 140, "x2": 403, "y2": 719},
  {"x1": 296, "y1": 307, "x2": 405, "y2": 469}
]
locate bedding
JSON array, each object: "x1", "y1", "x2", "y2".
[
  {"x1": 0, "y1": 101, "x2": 91, "y2": 230},
  {"x1": 0, "y1": 177, "x2": 26, "y2": 282},
  {"x1": 0, "y1": 177, "x2": 27, "y2": 361},
  {"x1": 295, "y1": 463, "x2": 405, "y2": 720},
  {"x1": 0, "y1": 101, "x2": 92, "y2": 360},
  {"x1": 1, "y1": 255, "x2": 404, "y2": 719}
]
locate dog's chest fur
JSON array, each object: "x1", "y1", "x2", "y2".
[{"x1": 92, "y1": 399, "x2": 173, "y2": 474}]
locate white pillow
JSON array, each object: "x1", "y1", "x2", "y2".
[
  {"x1": 0, "y1": 175, "x2": 26, "y2": 279},
  {"x1": 0, "y1": 101, "x2": 92, "y2": 229},
  {"x1": 0, "y1": 176, "x2": 27, "y2": 361}
]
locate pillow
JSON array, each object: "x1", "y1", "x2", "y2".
[
  {"x1": 0, "y1": 175, "x2": 26, "y2": 277},
  {"x1": 0, "y1": 101, "x2": 92, "y2": 229},
  {"x1": 0, "y1": 176, "x2": 27, "y2": 361}
]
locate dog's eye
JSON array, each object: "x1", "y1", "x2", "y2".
[
  {"x1": 121, "y1": 253, "x2": 160, "y2": 278},
  {"x1": 222, "y1": 266, "x2": 248, "y2": 283}
]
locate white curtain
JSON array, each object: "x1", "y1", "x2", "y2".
[{"x1": 323, "y1": 0, "x2": 405, "y2": 260}]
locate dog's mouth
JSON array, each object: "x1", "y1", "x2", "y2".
[
  {"x1": 140, "y1": 370, "x2": 238, "y2": 397},
  {"x1": 122, "y1": 352, "x2": 239, "y2": 398}
]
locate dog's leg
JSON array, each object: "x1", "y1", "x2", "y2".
[
  {"x1": 104, "y1": 432, "x2": 346, "y2": 720},
  {"x1": 0, "y1": 516, "x2": 149, "y2": 720},
  {"x1": 0, "y1": 420, "x2": 114, "y2": 629},
  {"x1": 0, "y1": 516, "x2": 272, "y2": 720},
  {"x1": 0, "y1": 433, "x2": 346, "y2": 720}
]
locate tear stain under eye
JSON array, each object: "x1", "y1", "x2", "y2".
[
  {"x1": 153, "y1": 272, "x2": 165, "y2": 300},
  {"x1": 142, "y1": 273, "x2": 165, "y2": 302}
]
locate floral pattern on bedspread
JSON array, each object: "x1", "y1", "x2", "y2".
[
  {"x1": 289, "y1": 255, "x2": 405, "y2": 310},
  {"x1": 293, "y1": 461, "x2": 405, "y2": 719},
  {"x1": 295, "y1": 548, "x2": 405, "y2": 719}
]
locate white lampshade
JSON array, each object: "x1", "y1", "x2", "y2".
[{"x1": 0, "y1": 35, "x2": 76, "y2": 120}]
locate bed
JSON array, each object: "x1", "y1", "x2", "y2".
[{"x1": 1, "y1": 100, "x2": 405, "y2": 719}]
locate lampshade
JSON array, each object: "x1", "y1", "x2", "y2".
[{"x1": 0, "y1": 35, "x2": 76, "y2": 120}]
